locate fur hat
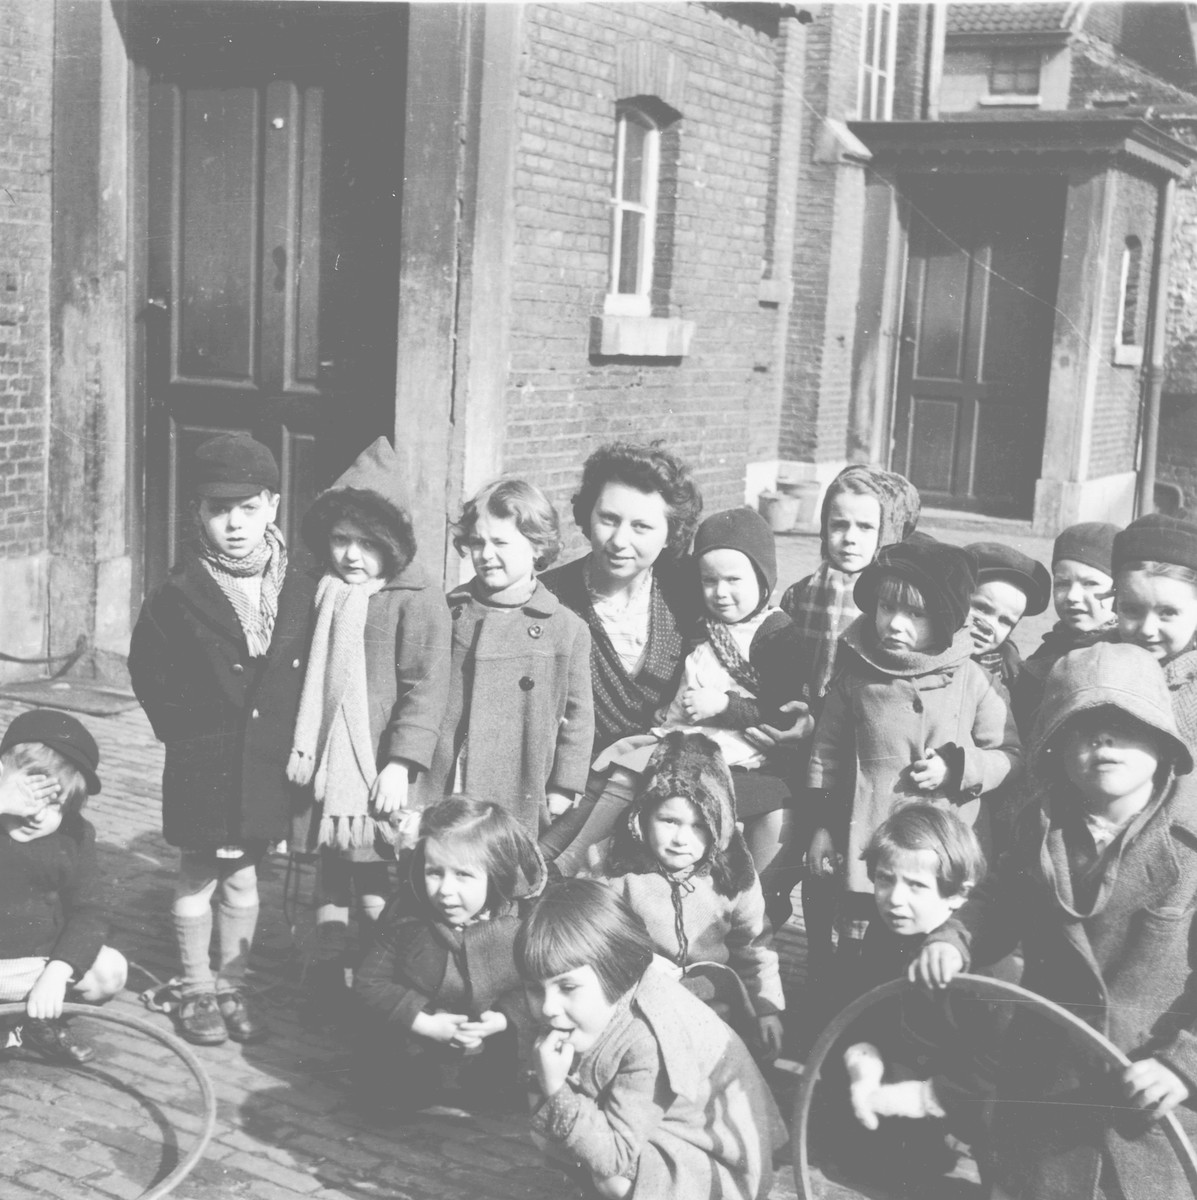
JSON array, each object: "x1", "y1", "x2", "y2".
[
  {"x1": 1113, "y1": 514, "x2": 1197, "y2": 576},
  {"x1": 1052, "y1": 522, "x2": 1118, "y2": 576},
  {"x1": 602, "y1": 731, "x2": 755, "y2": 897},
  {"x1": 854, "y1": 538, "x2": 977, "y2": 648},
  {"x1": 966, "y1": 541, "x2": 1052, "y2": 617},
  {"x1": 692, "y1": 507, "x2": 776, "y2": 617}
]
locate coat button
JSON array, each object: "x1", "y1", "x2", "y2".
[
  {"x1": 232, "y1": 663, "x2": 244, "y2": 674},
  {"x1": 292, "y1": 658, "x2": 301, "y2": 669},
  {"x1": 251, "y1": 708, "x2": 260, "y2": 719},
  {"x1": 451, "y1": 606, "x2": 464, "y2": 621},
  {"x1": 519, "y1": 677, "x2": 535, "y2": 691},
  {"x1": 528, "y1": 624, "x2": 543, "y2": 639}
]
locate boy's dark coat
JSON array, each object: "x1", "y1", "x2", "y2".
[{"x1": 128, "y1": 545, "x2": 317, "y2": 849}]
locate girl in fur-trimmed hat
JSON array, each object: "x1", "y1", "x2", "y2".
[
  {"x1": 288, "y1": 436, "x2": 452, "y2": 987},
  {"x1": 591, "y1": 731, "x2": 785, "y2": 1061}
]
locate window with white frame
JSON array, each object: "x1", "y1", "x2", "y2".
[
  {"x1": 1114, "y1": 235, "x2": 1144, "y2": 365},
  {"x1": 989, "y1": 48, "x2": 1041, "y2": 97},
  {"x1": 608, "y1": 104, "x2": 660, "y2": 316},
  {"x1": 858, "y1": 0, "x2": 899, "y2": 121}
]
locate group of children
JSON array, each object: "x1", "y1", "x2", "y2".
[{"x1": 3, "y1": 431, "x2": 1197, "y2": 1199}]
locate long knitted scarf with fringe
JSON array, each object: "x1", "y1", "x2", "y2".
[
  {"x1": 287, "y1": 572, "x2": 389, "y2": 849},
  {"x1": 197, "y1": 524, "x2": 287, "y2": 658}
]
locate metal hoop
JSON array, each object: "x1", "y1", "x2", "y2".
[
  {"x1": 1, "y1": 1001, "x2": 217, "y2": 1200},
  {"x1": 791, "y1": 973, "x2": 1197, "y2": 1199}
]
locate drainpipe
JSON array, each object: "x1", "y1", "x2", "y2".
[
  {"x1": 1136, "y1": 174, "x2": 1176, "y2": 516},
  {"x1": 923, "y1": 3, "x2": 946, "y2": 120}
]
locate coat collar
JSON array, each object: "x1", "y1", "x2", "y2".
[
  {"x1": 449, "y1": 578, "x2": 560, "y2": 618},
  {"x1": 164, "y1": 545, "x2": 247, "y2": 642},
  {"x1": 841, "y1": 616, "x2": 974, "y2": 680},
  {"x1": 378, "y1": 558, "x2": 432, "y2": 593}
]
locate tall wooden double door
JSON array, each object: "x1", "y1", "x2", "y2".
[
  {"x1": 131, "y1": 2, "x2": 407, "y2": 592},
  {"x1": 892, "y1": 175, "x2": 1066, "y2": 517}
]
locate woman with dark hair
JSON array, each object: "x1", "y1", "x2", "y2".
[{"x1": 539, "y1": 443, "x2": 703, "y2": 871}]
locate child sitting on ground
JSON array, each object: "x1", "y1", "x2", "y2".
[
  {"x1": 915, "y1": 641, "x2": 1197, "y2": 1199},
  {"x1": 289, "y1": 436, "x2": 451, "y2": 990},
  {"x1": 780, "y1": 464, "x2": 921, "y2": 979},
  {"x1": 0, "y1": 710, "x2": 127, "y2": 1065},
  {"x1": 834, "y1": 804, "x2": 993, "y2": 1188},
  {"x1": 592, "y1": 731, "x2": 784, "y2": 1060},
  {"x1": 806, "y1": 538, "x2": 1021, "y2": 957},
  {"x1": 1112, "y1": 513, "x2": 1197, "y2": 748},
  {"x1": 583, "y1": 507, "x2": 804, "y2": 926},
  {"x1": 1013, "y1": 522, "x2": 1118, "y2": 733},
  {"x1": 354, "y1": 796, "x2": 543, "y2": 1114},
  {"x1": 417, "y1": 479, "x2": 594, "y2": 843},
  {"x1": 518, "y1": 878, "x2": 787, "y2": 1200}
]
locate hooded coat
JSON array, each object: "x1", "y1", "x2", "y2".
[
  {"x1": 530, "y1": 959, "x2": 787, "y2": 1200},
  {"x1": 129, "y1": 530, "x2": 316, "y2": 851},
  {"x1": 291, "y1": 438, "x2": 453, "y2": 853},
  {"x1": 807, "y1": 619, "x2": 1022, "y2": 894},
  {"x1": 354, "y1": 834, "x2": 546, "y2": 1065},
  {"x1": 597, "y1": 731, "x2": 785, "y2": 1018},
  {"x1": 940, "y1": 642, "x2": 1197, "y2": 1200}
]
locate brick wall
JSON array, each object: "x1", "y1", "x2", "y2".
[
  {"x1": 0, "y1": 1, "x2": 52, "y2": 561},
  {"x1": 1088, "y1": 167, "x2": 1157, "y2": 479},
  {"x1": 500, "y1": 2, "x2": 780, "y2": 543},
  {"x1": 780, "y1": 3, "x2": 864, "y2": 464}
]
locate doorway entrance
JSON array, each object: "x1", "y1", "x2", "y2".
[
  {"x1": 892, "y1": 175, "x2": 1066, "y2": 517},
  {"x1": 129, "y1": 2, "x2": 406, "y2": 593}
]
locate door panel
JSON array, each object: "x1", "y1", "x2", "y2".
[
  {"x1": 893, "y1": 176, "x2": 1065, "y2": 517},
  {"x1": 133, "y1": 3, "x2": 406, "y2": 592}
]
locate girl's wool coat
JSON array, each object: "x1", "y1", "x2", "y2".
[
  {"x1": 807, "y1": 619, "x2": 1022, "y2": 894},
  {"x1": 129, "y1": 546, "x2": 316, "y2": 850},
  {"x1": 530, "y1": 961, "x2": 786, "y2": 1199},
  {"x1": 416, "y1": 581, "x2": 593, "y2": 835}
]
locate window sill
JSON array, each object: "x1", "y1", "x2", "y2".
[
  {"x1": 1113, "y1": 343, "x2": 1143, "y2": 367},
  {"x1": 979, "y1": 94, "x2": 1042, "y2": 107},
  {"x1": 758, "y1": 278, "x2": 791, "y2": 307},
  {"x1": 597, "y1": 314, "x2": 695, "y2": 358}
]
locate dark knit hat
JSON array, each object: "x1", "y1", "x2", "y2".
[
  {"x1": 0, "y1": 709, "x2": 101, "y2": 795},
  {"x1": 1052, "y1": 522, "x2": 1118, "y2": 576},
  {"x1": 854, "y1": 538, "x2": 977, "y2": 647},
  {"x1": 193, "y1": 433, "x2": 280, "y2": 499},
  {"x1": 692, "y1": 507, "x2": 776, "y2": 617},
  {"x1": 1112, "y1": 513, "x2": 1197, "y2": 575},
  {"x1": 966, "y1": 541, "x2": 1052, "y2": 616}
]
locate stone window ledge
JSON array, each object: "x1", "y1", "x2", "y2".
[
  {"x1": 598, "y1": 314, "x2": 694, "y2": 357},
  {"x1": 1113, "y1": 343, "x2": 1143, "y2": 367}
]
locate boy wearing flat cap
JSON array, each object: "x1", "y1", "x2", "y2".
[
  {"x1": 0, "y1": 709, "x2": 127, "y2": 1065},
  {"x1": 129, "y1": 433, "x2": 316, "y2": 1045}
]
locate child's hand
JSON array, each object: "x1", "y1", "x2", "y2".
[
  {"x1": 681, "y1": 687, "x2": 729, "y2": 723},
  {"x1": 757, "y1": 1014, "x2": 784, "y2": 1061},
  {"x1": 457, "y1": 1010, "x2": 508, "y2": 1045},
  {"x1": 806, "y1": 828, "x2": 841, "y2": 879},
  {"x1": 370, "y1": 761, "x2": 409, "y2": 815},
  {"x1": 546, "y1": 790, "x2": 573, "y2": 818},
  {"x1": 909, "y1": 941, "x2": 964, "y2": 990},
  {"x1": 744, "y1": 701, "x2": 815, "y2": 750},
  {"x1": 26, "y1": 961, "x2": 72, "y2": 1020},
  {"x1": 0, "y1": 768, "x2": 59, "y2": 818},
  {"x1": 411, "y1": 1010, "x2": 469, "y2": 1045},
  {"x1": 1123, "y1": 1058, "x2": 1191, "y2": 1119},
  {"x1": 535, "y1": 1028, "x2": 576, "y2": 1097},
  {"x1": 909, "y1": 747, "x2": 948, "y2": 792}
]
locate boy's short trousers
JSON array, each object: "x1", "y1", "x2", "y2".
[{"x1": 0, "y1": 956, "x2": 51, "y2": 1001}]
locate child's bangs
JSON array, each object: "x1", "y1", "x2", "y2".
[
  {"x1": 1117, "y1": 560, "x2": 1197, "y2": 592},
  {"x1": 876, "y1": 573, "x2": 925, "y2": 611}
]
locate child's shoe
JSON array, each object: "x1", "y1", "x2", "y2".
[
  {"x1": 21, "y1": 1017, "x2": 96, "y2": 1065},
  {"x1": 217, "y1": 989, "x2": 267, "y2": 1043},
  {"x1": 176, "y1": 991, "x2": 228, "y2": 1045}
]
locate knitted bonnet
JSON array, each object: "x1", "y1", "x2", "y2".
[
  {"x1": 638, "y1": 731, "x2": 737, "y2": 855},
  {"x1": 819, "y1": 464, "x2": 921, "y2": 557}
]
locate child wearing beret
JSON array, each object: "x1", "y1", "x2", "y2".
[
  {"x1": 805, "y1": 538, "x2": 1022, "y2": 953},
  {"x1": 1113, "y1": 513, "x2": 1197, "y2": 748}
]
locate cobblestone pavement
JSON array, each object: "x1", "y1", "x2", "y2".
[{"x1": 0, "y1": 519, "x2": 1034, "y2": 1200}]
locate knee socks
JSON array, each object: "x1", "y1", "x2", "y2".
[
  {"x1": 174, "y1": 908, "x2": 216, "y2": 996},
  {"x1": 215, "y1": 899, "x2": 260, "y2": 993}
]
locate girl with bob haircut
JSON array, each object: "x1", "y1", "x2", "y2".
[
  {"x1": 517, "y1": 878, "x2": 786, "y2": 1200},
  {"x1": 862, "y1": 801, "x2": 985, "y2": 900},
  {"x1": 353, "y1": 796, "x2": 546, "y2": 1114},
  {"x1": 417, "y1": 478, "x2": 594, "y2": 841}
]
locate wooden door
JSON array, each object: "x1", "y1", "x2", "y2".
[
  {"x1": 133, "y1": 2, "x2": 406, "y2": 592},
  {"x1": 892, "y1": 176, "x2": 1065, "y2": 517}
]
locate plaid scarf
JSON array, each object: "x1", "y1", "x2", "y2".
[
  {"x1": 197, "y1": 524, "x2": 287, "y2": 658},
  {"x1": 703, "y1": 617, "x2": 760, "y2": 694},
  {"x1": 781, "y1": 562, "x2": 860, "y2": 701}
]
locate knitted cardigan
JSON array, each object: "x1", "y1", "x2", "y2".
[{"x1": 540, "y1": 555, "x2": 700, "y2": 753}]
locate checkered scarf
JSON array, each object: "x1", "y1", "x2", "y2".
[
  {"x1": 781, "y1": 562, "x2": 860, "y2": 701},
  {"x1": 197, "y1": 524, "x2": 287, "y2": 658}
]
